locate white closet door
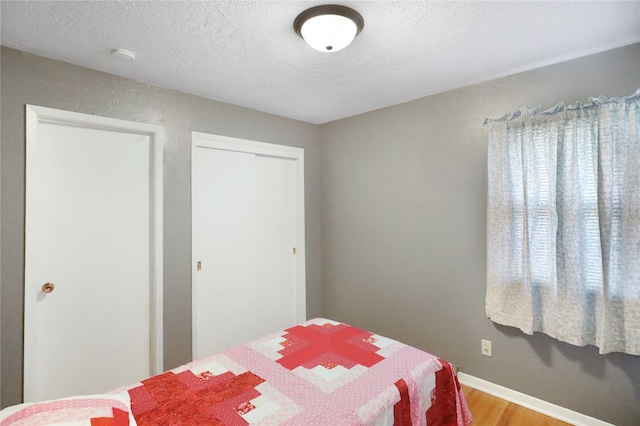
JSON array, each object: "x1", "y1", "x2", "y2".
[
  {"x1": 253, "y1": 155, "x2": 297, "y2": 333},
  {"x1": 24, "y1": 105, "x2": 163, "y2": 402},
  {"x1": 192, "y1": 133, "x2": 305, "y2": 359}
]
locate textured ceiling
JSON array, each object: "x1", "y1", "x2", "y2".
[{"x1": 2, "y1": 1, "x2": 639, "y2": 124}]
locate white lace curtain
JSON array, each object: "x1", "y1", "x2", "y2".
[{"x1": 485, "y1": 90, "x2": 640, "y2": 355}]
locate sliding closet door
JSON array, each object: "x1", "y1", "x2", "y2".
[
  {"x1": 192, "y1": 133, "x2": 305, "y2": 359},
  {"x1": 24, "y1": 105, "x2": 163, "y2": 402}
]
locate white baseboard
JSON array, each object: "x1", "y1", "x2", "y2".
[{"x1": 457, "y1": 372, "x2": 613, "y2": 426}]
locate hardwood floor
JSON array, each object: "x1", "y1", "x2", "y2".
[{"x1": 461, "y1": 385, "x2": 572, "y2": 426}]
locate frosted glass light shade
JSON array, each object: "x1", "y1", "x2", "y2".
[
  {"x1": 300, "y1": 14, "x2": 357, "y2": 52},
  {"x1": 294, "y1": 5, "x2": 364, "y2": 53}
]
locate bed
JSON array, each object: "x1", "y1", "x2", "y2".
[{"x1": 1, "y1": 318, "x2": 471, "y2": 425}]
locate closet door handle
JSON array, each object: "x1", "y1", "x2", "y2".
[{"x1": 42, "y1": 282, "x2": 55, "y2": 293}]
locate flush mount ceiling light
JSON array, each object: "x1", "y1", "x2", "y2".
[{"x1": 294, "y1": 5, "x2": 364, "y2": 53}]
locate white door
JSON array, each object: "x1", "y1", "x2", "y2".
[
  {"x1": 24, "y1": 105, "x2": 163, "y2": 402},
  {"x1": 192, "y1": 133, "x2": 306, "y2": 359}
]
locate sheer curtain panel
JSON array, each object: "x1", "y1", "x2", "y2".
[{"x1": 485, "y1": 90, "x2": 640, "y2": 355}]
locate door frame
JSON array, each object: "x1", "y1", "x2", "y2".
[
  {"x1": 24, "y1": 105, "x2": 164, "y2": 400},
  {"x1": 191, "y1": 132, "x2": 306, "y2": 358}
]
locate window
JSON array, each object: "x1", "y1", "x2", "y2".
[{"x1": 485, "y1": 91, "x2": 640, "y2": 355}]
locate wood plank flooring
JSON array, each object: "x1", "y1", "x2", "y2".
[{"x1": 461, "y1": 385, "x2": 572, "y2": 426}]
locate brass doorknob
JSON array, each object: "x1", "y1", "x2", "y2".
[{"x1": 42, "y1": 282, "x2": 55, "y2": 293}]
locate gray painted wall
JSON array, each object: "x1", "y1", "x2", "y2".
[
  {"x1": 319, "y1": 43, "x2": 640, "y2": 426},
  {"x1": 0, "y1": 47, "x2": 322, "y2": 407}
]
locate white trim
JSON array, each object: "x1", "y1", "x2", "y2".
[
  {"x1": 458, "y1": 372, "x2": 613, "y2": 426},
  {"x1": 24, "y1": 105, "x2": 164, "y2": 401},
  {"x1": 24, "y1": 105, "x2": 39, "y2": 401},
  {"x1": 191, "y1": 132, "x2": 306, "y2": 359},
  {"x1": 150, "y1": 121, "x2": 164, "y2": 376},
  {"x1": 192, "y1": 132, "x2": 303, "y2": 158}
]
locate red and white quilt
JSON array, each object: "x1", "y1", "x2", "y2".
[{"x1": 121, "y1": 318, "x2": 471, "y2": 425}]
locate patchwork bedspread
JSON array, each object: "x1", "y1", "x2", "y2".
[
  {"x1": 122, "y1": 318, "x2": 471, "y2": 425},
  {"x1": 1, "y1": 318, "x2": 470, "y2": 425}
]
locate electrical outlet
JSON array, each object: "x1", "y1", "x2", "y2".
[{"x1": 481, "y1": 339, "x2": 492, "y2": 356}]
